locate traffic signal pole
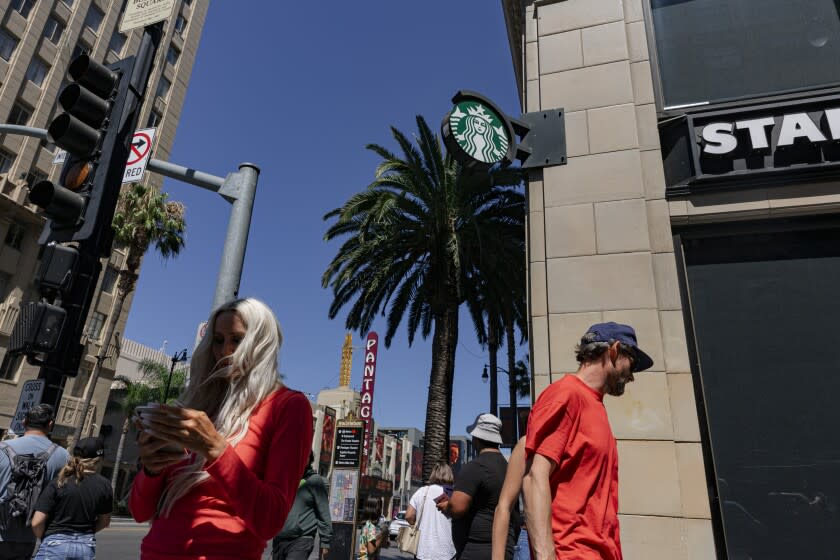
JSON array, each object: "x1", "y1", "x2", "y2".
[
  {"x1": 0, "y1": 125, "x2": 260, "y2": 309},
  {"x1": 146, "y1": 159, "x2": 260, "y2": 308}
]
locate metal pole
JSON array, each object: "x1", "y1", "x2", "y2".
[
  {"x1": 146, "y1": 159, "x2": 224, "y2": 192},
  {"x1": 212, "y1": 163, "x2": 259, "y2": 309}
]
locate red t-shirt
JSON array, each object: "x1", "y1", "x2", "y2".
[
  {"x1": 525, "y1": 375, "x2": 621, "y2": 560},
  {"x1": 129, "y1": 387, "x2": 313, "y2": 560}
]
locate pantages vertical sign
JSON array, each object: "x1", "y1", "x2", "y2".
[
  {"x1": 359, "y1": 332, "x2": 379, "y2": 473},
  {"x1": 661, "y1": 94, "x2": 840, "y2": 195}
]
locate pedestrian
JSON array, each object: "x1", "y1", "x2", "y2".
[
  {"x1": 405, "y1": 463, "x2": 456, "y2": 560},
  {"x1": 492, "y1": 437, "x2": 528, "y2": 560},
  {"x1": 0, "y1": 403, "x2": 69, "y2": 560},
  {"x1": 437, "y1": 413, "x2": 517, "y2": 560},
  {"x1": 522, "y1": 322, "x2": 653, "y2": 560},
  {"x1": 128, "y1": 298, "x2": 313, "y2": 560},
  {"x1": 358, "y1": 497, "x2": 387, "y2": 560},
  {"x1": 271, "y1": 451, "x2": 332, "y2": 560},
  {"x1": 30, "y1": 437, "x2": 113, "y2": 559}
]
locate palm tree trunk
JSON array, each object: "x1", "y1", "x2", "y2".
[
  {"x1": 505, "y1": 317, "x2": 518, "y2": 442},
  {"x1": 488, "y1": 321, "x2": 499, "y2": 417},
  {"x1": 422, "y1": 304, "x2": 458, "y2": 481},
  {"x1": 71, "y1": 285, "x2": 126, "y2": 445},
  {"x1": 111, "y1": 416, "x2": 130, "y2": 493}
]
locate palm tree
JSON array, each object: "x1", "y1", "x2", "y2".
[
  {"x1": 109, "y1": 358, "x2": 186, "y2": 493},
  {"x1": 72, "y1": 184, "x2": 186, "y2": 445},
  {"x1": 464, "y1": 196, "x2": 526, "y2": 423},
  {"x1": 322, "y1": 116, "x2": 524, "y2": 477}
]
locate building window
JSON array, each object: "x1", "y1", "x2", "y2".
[
  {"x1": 650, "y1": 0, "x2": 840, "y2": 109},
  {"x1": 146, "y1": 110, "x2": 162, "y2": 128},
  {"x1": 0, "y1": 352, "x2": 23, "y2": 381},
  {"x1": 84, "y1": 5, "x2": 105, "y2": 33},
  {"x1": 11, "y1": 0, "x2": 35, "y2": 19},
  {"x1": 25, "y1": 170, "x2": 47, "y2": 189},
  {"x1": 155, "y1": 77, "x2": 171, "y2": 100},
  {"x1": 61, "y1": 0, "x2": 74, "y2": 6},
  {"x1": 166, "y1": 44, "x2": 180, "y2": 66},
  {"x1": 71, "y1": 364, "x2": 91, "y2": 396},
  {"x1": 87, "y1": 311, "x2": 106, "y2": 340},
  {"x1": 25, "y1": 58, "x2": 49, "y2": 87},
  {"x1": 0, "y1": 30, "x2": 19, "y2": 62},
  {"x1": 174, "y1": 14, "x2": 187, "y2": 35},
  {"x1": 4, "y1": 222, "x2": 25, "y2": 250},
  {"x1": 72, "y1": 43, "x2": 90, "y2": 61},
  {"x1": 0, "y1": 150, "x2": 14, "y2": 175},
  {"x1": 108, "y1": 31, "x2": 126, "y2": 56},
  {"x1": 0, "y1": 272, "x2": 10, "y2": 302},
  {"x1": 43, "y1": 17, "x2": 65, "y2": 44},
  {"x1": 8, "y1": 102, "x2": 31, "y2": 126},
  {"x1": 101, "y1": 266, "x2": 118, "y2": 293}
]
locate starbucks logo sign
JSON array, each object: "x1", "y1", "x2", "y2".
[{"x1": 442, "y1": 91, "x2": 516, "y2": 168}]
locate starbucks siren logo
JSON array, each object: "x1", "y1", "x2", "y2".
[{"x1": 449, "y1": 101, "x2": 510, "y2": 164}]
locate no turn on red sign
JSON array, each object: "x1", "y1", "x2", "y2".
[{"x1": 123, "y1": 128, "x2": 156, "y2": 184}]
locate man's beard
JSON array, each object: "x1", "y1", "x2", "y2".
[{"x1": 606, "y1": 382, "x2": 626, "y2": 396}]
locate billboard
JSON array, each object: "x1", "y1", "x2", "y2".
[
  {"x1": 319, "y1": 406, "x2": 336, "y2": 476},
  {"x1": 375, "y1": 434, "x2": 384, "y2": 465},
  {"x1": 411, "y1": 446, "x2": 423, "y2": 485}
]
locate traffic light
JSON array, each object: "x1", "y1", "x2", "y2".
[
  {"x1": 29, "y1": 53, "x2": 137, "y2": 253},
  {"x1": 9, "y1": 25, "x2": 160, "y2": 384}
]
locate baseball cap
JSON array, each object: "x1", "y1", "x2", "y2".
[
  {"x1": 466, "y1": 413, "x2": 503, "y2": 445},
  {"x1": 74, "y1": 437, "x2": 105, "y2": 459},
  {"x1": 584, "y1": 322, "x2": 654, "y2": 372}
]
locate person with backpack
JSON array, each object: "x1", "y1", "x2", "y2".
[
  {"x1": 271, "y1": 452, "x2": 332, "y2": 560},
  {"x1": 30, "y1": 437, "x2": 113, "y2": 559},
  {"x1": 0, "y1": 404, "x2": 69, "y2": 559}
]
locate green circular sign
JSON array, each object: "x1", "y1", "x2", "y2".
[{"x1": 448, "y1": 100, "x2": 511, "y2": 165}]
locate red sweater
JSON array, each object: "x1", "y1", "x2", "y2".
[{"x1": 129, "y1": 387, "x2": 313, "y2": 560}]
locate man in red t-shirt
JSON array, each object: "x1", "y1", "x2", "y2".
[{"x1": 522, "y1": 322, "x2": 654, "y2": 560}]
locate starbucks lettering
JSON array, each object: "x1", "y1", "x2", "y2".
[{"x1": 702, "y1": 108, "x2": 840, "y2": 154}]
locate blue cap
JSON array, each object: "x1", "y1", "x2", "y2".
[{"x1": 584, "y1": 322, "x2": 654, "y2": 372}]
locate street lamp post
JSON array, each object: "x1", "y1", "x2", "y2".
[
  {"x1": 482, "y1": 364, "x2": 517, "y2": 444},
  {"x1": 163, "y1": 348, "x2": 188, "y2": 403}
]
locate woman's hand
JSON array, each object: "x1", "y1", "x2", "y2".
[
  {"x1": 136, "y1": 423, "x2": 188, "y2": 475},
  {"x1": 139, "y1": 405, "x2": 228, "y2": 462}
]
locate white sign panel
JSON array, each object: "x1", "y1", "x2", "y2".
[
  {"x1": 9, "y1": 379, "x2": 46, "y2": 435},
  {"x1": 122, "y1": 128, "x2": 157, "y2": 184},
  {"x1": 52, "y1": 149, "x2": 67, "y2": 165},
  {"x1": 119, "y1": 0, "x2": 178, "y2": 33}
]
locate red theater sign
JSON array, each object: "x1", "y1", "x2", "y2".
[{"x1": 360, "y1": 332, "x2": 379, "y2": 472}]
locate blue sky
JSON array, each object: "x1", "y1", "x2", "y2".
[{"x1": 123, "y1": 1, "x2": 527, "y2": 436}]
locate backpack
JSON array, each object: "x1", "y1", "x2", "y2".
[{"x1": 0, "y1": 442, "x2": 58, "y2": 530}]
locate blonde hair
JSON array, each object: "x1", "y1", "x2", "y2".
[
  {"x1": 57, "y1": 456, "x2": 100, "y2": 488},
  {"x1": 428, "y1": 463, "x2": 454, "y2": 485},
  {"x1": 157, "y1": 298, "x2": 283, "y2": 516}
]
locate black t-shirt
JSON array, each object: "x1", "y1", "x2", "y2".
[
  {"x1": 452, "y1": 451, "x2": 517, "y2": 556},
  {"x1": 35, "y1": 473, "x2": 113, "y2": 537}
]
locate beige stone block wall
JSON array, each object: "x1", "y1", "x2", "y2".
[{"x1": 523, "y1": 0, "x2": 716, "y2": 556}]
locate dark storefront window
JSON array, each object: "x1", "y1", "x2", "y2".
[
  {"x1": 681, "y1": 223, "x2": 840, "y2": 559},
  {"x1": 650, "y1": 0, "x2": 840, "y2": 109}
]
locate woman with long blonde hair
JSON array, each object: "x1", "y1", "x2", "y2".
[
  {"x1": 31, "y1": 437, "x2": 113, "y2": 560},
  {"x1": 128, "y1": 298, "x2": 313, "y2": 560}
]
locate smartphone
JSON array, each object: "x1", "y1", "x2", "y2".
[{"x1": 433, "y1": 493, "x2": 448, "y2": 504}]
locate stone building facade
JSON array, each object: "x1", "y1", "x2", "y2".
[
  {"x1": 0, "y1": 0, "x2": 208, "y2": 442},
  {"x1": 504, "y1": 1, "x2": 840, "y2": 558}
]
